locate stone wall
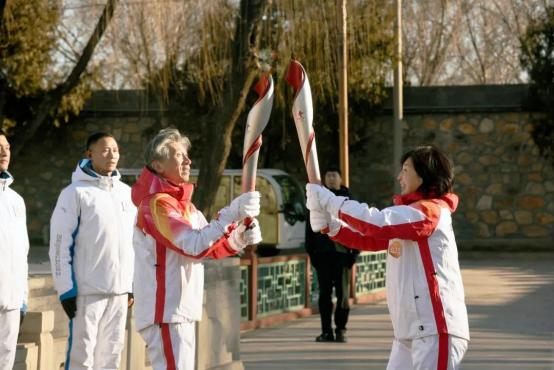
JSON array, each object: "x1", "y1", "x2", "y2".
[
  {"x1": 351, "y1": 111, "x2": 553, "y2": 249},
  {"x1": 349, "y1": 85, "x2": 553, "y2": 249},
  {"x1": 8, "y1": 86, "x2": 554, "y2": 249},
  {"x1": 10, "y1": 113, "x2": 160, "y2": 244}
]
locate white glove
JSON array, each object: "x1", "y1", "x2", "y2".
[
  {"x1": 228, "y1": 218, "x2": 262, "y2": 251},
  {"x1": 310, "y1": 209, "x2": 342, "y2": 236},
  {"x1": 323, "y1": 216, "x2": 342, "y2": 237},
  {"x1": 310, "y1": 209, "x2": 328, "y2": 232},
  {"x1": 218, "y1": 191, "x2": 261, "y2": 225},
  {"x1": 305, "y1": 184, "x2": 347, "y2": 218}
]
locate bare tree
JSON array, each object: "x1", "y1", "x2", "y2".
[
  {"x1": 101, "y1": 0, "x2": 395, "y2": 215},
  {"x1": 403, "y1": 0, "x2": 551, "y2": 85},
  {"x1": 402, "y1": 0, "x2": 463, "y2": 86},
  {"x1": 1, "y1": 0, "x2": 120, "y2": 155}
]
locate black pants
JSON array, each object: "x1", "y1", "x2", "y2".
[{"x1": 312, "y1": 253, "x2": 352, "y2": 333}]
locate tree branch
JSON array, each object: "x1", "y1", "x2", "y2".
[
  {"x1": 11, "y1": 0, "x2": 119, "y2": 155},
  {"x1": 0, "y1": 0, "x2": 6, "y2": 27},
  {"x1": 194, "y1": 0, "x2": 270, "y2": 216}
]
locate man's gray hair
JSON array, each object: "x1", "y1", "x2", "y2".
[{"x1": 144, "y1": 128, "x2": 191, "y2": 166}]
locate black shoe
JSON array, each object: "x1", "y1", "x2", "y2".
[
  {"x1": 315, "y1": 332, "x2": 335, "y2": 342},
  {"x1": 335, "y1": 330, "x2": 347, "y2": 343}
]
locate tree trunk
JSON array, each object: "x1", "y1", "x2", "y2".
[
  {"x1": 11, "y1": 0, "x2": 119, "y2": 155},
  {"x1": 194, "y1": 0, "x2": 270, "y2": 217},
  {"x1": 0, "y1": 0, "x2": 6, "y2": 25}
]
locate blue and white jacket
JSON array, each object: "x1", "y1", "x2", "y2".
[
  {"x1": 0, "y1": 171, "x2": 29, "y2": 311},
  {"x1": 49, "y1": 160, "x2": 136, "y2": 300}
]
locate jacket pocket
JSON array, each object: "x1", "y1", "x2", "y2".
[{"x1": 394, "y1": 286, "x2": 421, "y2": 337}]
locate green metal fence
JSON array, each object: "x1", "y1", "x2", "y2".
[
  {"x1": 239, "y1": 265, "x2": 249, "y2": 321},
  {"x1": 239, "y1": 251, "x2": 387, "y2": 322},
  {"x1": 256, "y1": 259, "x2": 306, "y2": 317},
  {"x1": 354, "y1": 251, "x2": 387, "y2": 296}
]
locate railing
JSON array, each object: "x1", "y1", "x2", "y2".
[
  {"x1": 239, "y1": 248, "x2": 313, "y2": 330},
  {"x1": 239, "y1": 249, "x2": 387, "y2": 330},
  {"x1": 355, "y1": 251, "x2": 387, "y2": 296}
]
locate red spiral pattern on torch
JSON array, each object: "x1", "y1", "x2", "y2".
[
  {"x1": 305, "y1": 131, "x2": 315, "y2": 167},
  {"x1": 243, "y1": 136, "x2": 262, "y2": 166}
]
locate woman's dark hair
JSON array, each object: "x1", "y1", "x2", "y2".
[
  {"x1": 401, "y1": 145, "x2": 454, "y2": 197},
  {"x1": 86, "y1": 132, "x2": 114, "y2": 150}
]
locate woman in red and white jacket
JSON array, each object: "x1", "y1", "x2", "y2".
[{"x1": 306, "y1": 146, "x2": 469, "y2": 370}]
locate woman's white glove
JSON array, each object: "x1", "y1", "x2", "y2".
[
  {"x1": 228, "y1": 218, "x2": 262, "y2": 251},
  {"x1": 309, "y1": 209, "x2": 328, "y2": 232},
  {"x1": 305, "y1": 184, "x2": 347, "y2": 217},
  {"x1": 310, "y1": 209, "x2": 341, "y2": 237},
  {"x1": 218, "y1": 191, "x2": 261, "y2": 225}
]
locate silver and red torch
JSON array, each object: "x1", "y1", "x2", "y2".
[
  {"x1": 241, "y1": 74, "x2": 274, "y2": 226},
  {"x1": 285, "y1": 59, "x2": 321, "y2": 185}
]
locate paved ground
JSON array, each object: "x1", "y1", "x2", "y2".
[{"x1": 240, "y1": 253, "x2": 554, "y2": 370}]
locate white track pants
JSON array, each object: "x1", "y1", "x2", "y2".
[
  {"x1": 386, "y1": 334, "x2": 468, "y2": 370},
  {"x1": 64, "y1": 294, "x2": 128, "y2": 370},
  {"x1": 139, "y1": 321, "x2": 196, "y2": 370},
  {"x1": 0, "y1": 309, "x2": 19, "y2": 370}
]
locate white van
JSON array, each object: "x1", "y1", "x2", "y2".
[{"x1": 119, "y1": 168, "x2": 307, "y2": 254}]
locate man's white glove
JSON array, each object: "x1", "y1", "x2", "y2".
[
  {"x1": 228, "y1": 218, "x2": 262, "y2": 251},
  {"x1": 218, "y1": 191, "x2": 261, "y2": 225},
  {"x1": 310, "y1": 209, "x2": 341, "y2": 237},
  {"x1": 305, "y1": 184, "x2": 347, "y2": 218}
]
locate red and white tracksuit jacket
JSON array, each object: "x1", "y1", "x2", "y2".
[
  {"x1": 328, "y1": 192, "x2": 470, "y2": 342},
  {"x1": 131, "y1": 167, "x2": 239, "y2": 331}
]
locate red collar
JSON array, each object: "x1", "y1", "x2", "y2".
[
  {"x1": 393, "y1": 192, "x2": 426, "y2": 205},
  {"x1": 393, "y1": 191, "x2": 459, "y2": 212},
  {"x1": 131, "y1": 167, "x2": 194, "y2": 206}
]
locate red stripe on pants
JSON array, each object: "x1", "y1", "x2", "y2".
[
  {"x1": 155, "y1": 242, "x2": 166, "y2": 323},
  {"x1": 417, "y1": 239, "x2": 449, "y2": 370},
  {"x1": 437, "y1": 334, "x2": 449, "y2": 370},
  {"x1": 160, "y1": 324, "x2": 176, "y2": 370}
]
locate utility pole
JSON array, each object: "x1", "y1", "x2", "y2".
[
  {"x1": 393, "y1": 0, "x2": 403, "y2": 193},
  {"x1": 338, "y1": 0, "x2": 349, "y2": 187}
]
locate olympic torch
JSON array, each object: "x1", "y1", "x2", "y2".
[
  {"x1": 242, "y1": 74, "x2": 274, "y2": 226},
  {"x1": 285, "y1": 59, "x2": 321, "y2": 184}
]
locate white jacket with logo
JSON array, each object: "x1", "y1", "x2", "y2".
[
  {"x1": 328, "y1": 192, "x2": 470, "y2": 341},
  {"x1": 131, "y1": 167, "x2": 240, "y2": 331},
  {"x1": 0, "y1": 172, "x2": 29, "y2": 311},
  {"x1": 49, "y1": 160, "x2": 136, "y2": 300}
]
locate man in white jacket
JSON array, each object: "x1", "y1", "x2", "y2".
[
  {"x1": 0, "y1": 131, "x2": 29, "y2": 370},
  {"x1": 132, "y1": 128, "x2": 262, "y2": 370},
  {"x1": 49, "y1": 132, "x2": 136, "y2": 370}
]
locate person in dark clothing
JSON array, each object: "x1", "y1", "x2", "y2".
[{"x1": 305, "y1": 168, "x2": 359, "y2": 343}]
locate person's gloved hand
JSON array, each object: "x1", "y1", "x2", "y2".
[
  {"x1": 228, "y1": 218, "x2": 262, "y2": 251},
  {"x1": 218, "y1": 191, "x2": 261, "y2": 225},
  {"x1": 310, "y1": 209, "x2": 342, "y2": 236},
  {"x1": 128, "y1": 293, "x2": 134, "y2": 308},
  {"x1": 61, "y1": 297, "x2": 77, "y2": 319},
  {"x1": 309, "y1": 209, "x2": 329, "y2": 232},
  {"x1": 306, "y1": 184, "x2": 347, "y2": 217}
]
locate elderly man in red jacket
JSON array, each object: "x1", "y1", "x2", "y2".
[{"x1": 132, "y1": 127, "x2": 261, "y2": 370}]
